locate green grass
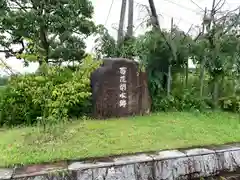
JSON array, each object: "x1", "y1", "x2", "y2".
[{"x1": 0, "y1": 112, "x2": 240, "y2": 167}]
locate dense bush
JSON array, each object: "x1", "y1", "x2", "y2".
[
  {"x1": 151, "y1": 73, "x2": 238, "y2": 112},
  {"x1": 0, "y1": 56, "x2": 102, "y2": 126},
  {"x1": 152, "y1": 90, "x2": 210, "y2": 112}
]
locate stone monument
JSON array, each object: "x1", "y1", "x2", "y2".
[{"x1": 90, "y1": 58, "x2": 151, "y2": 119}]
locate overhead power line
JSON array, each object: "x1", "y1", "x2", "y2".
[
  {"x1": 134, "y1": 1, "x2": 202, "y2": 26},
  {"x1": 91, "y1": 0, "x2": 115, "y2": 53},
  {"x1": 133, "y1": 1, "x2": 204, "y2": 34},
  {"x1": 159, "y1": 12, "x2": 197, "y2": 25},
  {"x1": 190, "y1": 0, "x2": 205, "y2": 11},
  {"x1": 104, "y1": 0, "x2": 115, "y2": 26},
  {"x1": 162, "y1": 0, "x2": 204, "y2": 15}
]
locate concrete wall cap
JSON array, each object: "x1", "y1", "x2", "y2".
[{"x1": 152, "y1": 150, "x2": 187, "y2": 161}]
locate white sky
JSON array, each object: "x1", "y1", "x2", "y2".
[{"x1": 0, "y1": 0, "x2": 240, "y2": 75}]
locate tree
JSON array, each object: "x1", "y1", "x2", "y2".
[
  {"x1": 0, "y1": 0, "x2": 96, "y2": 66},
  {"x1": 95, "y1": 26, "x2": 137, "y2": 59},
  {"x1": 198, "y1": 1, "x2": 240, "y2": 108},
  {"x1": 95, "y1": 27, "x2": 118, "y2": 58}
]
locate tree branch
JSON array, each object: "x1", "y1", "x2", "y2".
[
  {"x1": 215, "y1": 6, "x2": 240, "y2": 23},
  {"x1": 193, "y1": 7, "x2": 207, "y2": 42},
  {"x1": 214, "y1": 0, "x2": 226, "y2": 12},
  {"x1": 9, "y1": 0, "x2": 30, "y2": 12},
  {"x1": 0, "y1": 58, "x2": 15, "y2": 75},
  {"x1": 193, "y1": 32, "x2": 202, "y2": 41},
  {"x1": 223, "y1": 10, "x2": 240, "y2": 34},
  {"x1": 0, "y1": 40, "x2": 25, "y2": 58}
]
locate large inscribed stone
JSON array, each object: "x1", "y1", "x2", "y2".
[{"x1": 90, "y1": 58, "x2": 151, "y2": 119}]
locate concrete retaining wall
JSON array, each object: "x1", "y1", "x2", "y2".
[{"x1": 1, "y1": 143, "x2": 240, "y2": 180}]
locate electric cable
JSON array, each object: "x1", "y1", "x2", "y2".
[{"x1": 104, "y1": 0, "x2": 115, "y2": 26}]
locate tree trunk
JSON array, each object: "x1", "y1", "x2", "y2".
[
  {"x1": 118, "y1": 0, "x2": 127, "y2": 44},
  {"x1": 167, "y1": 64, "x2": 172, "y2": 96},
  {"x1": 199, "y1": 57, "x2": 206, "y2": 97},
  {"x1": 185, "y1": 61, "x2": 189, "y2": 88},
  {"x1": 167, "y1": 18, "x2": 174, "y2": 96},
  {"x1": 40, "y1": 26, "x2": 49, "y2": 65},
  {"x1": 213, "y1": 75, "x2": 220, "y2": 109},
  {"x1": 127, "y1": 0, "x2": 134, "y2": 37},
  {"x1": 233, "y1": 78, "x2": 237, "y2": 96}
]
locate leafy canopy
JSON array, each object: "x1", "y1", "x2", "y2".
[{"x1": 0, "y1": 0, "x2": 96, "y2": 65}]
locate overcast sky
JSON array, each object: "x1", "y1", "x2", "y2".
[{"x1": 0, "y1": 0, "x2": 239, "y2": 75}]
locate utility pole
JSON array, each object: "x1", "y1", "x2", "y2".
[
  {"x1": 127, "y1": 0, "x2": 134, "y2": 37},
  {"x1": 118, "y1": 0, "x2": 127, "y2": 44},
  {"x1": 148, "y1": 0, "x2": 160, "y2": 29}
]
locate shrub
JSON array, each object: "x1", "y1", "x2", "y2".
[
  {"x1": 150, "y1": 72, "x2": 238, "y2": 112},
  {"x1": 152, "y1": 92, "x2": 210, "y2": 112},
  {"x1": 0, "y1": 55, "x2": 102, "y2": 126},
  {"x1": 0, "y1": 81, "x2": 41, "y2": 126}
]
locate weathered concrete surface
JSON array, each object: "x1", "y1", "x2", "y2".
[
  {"x1": 1, "y1": 143, "x2": 240, "y2": 180},
  {"x1": 0, "y1": 169, "x2": 13, "y2": 179},
  {"x1": 152, "y1": 150, "x2": 188, "y2": 180}
]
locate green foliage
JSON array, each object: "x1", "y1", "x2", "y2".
[
  {"x1": 0, "y1": 76, "x2": 8, "y2": 86},
  {"x1": 95, "y1": 26, "x2": 137, "y2": 58},
  {"x1": 151, "y1": 71, "x2": 239, "y2": 112},
  {"x1": 142, "y1": 11, "x2": 240, "y2": 112},
  {"x1": 135, "y1": 30, "x2": 171, "y2": 96},
  {"x1": 152, "y1": 90, "x2": 210, "y2": 112},
  {"x1": 0, "y1": 55, "x2": 102, "y2": 126},
  {"x1": 134, "y1": 29, "x2": 194, "y2": 106},
  {"x1": 0, "y1": 0, "x2": 96, "y2": 65},
  {"x1": 94, "y1": 27, "x2": 118, "y2": 58}
]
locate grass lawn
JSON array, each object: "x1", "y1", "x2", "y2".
[{"x1": 0, "y1": 112, "x2": 240, "y2": 167}]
